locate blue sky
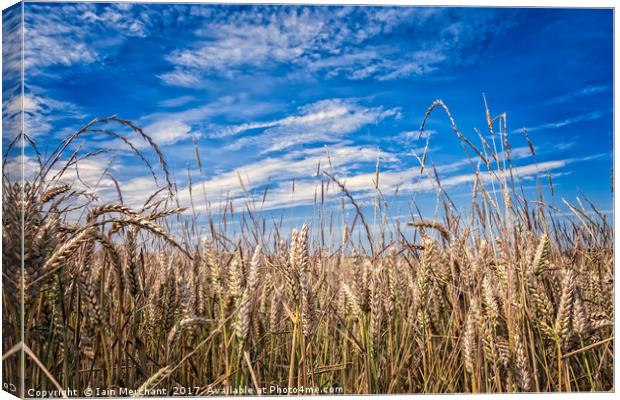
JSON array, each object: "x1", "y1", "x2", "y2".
[{"x1": 2, "y1": 3, "x2": 614, "y2": 235}]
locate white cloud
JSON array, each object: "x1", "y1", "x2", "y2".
[
  {"x1": 174, "y1": 144, "x2": 397, "y2": 210},
  {"x1": 543, "y1": 84, "x2": 610, "y2": 105},
  {"x1": 186, "y1": 148, "x2": 598, "y2": 215},
  {"x1": 160, "y1": 6, "x2": 499, "y2": 84},
  {"x1": 514, "y1": 111, "x2": 605, "y2": 133},
  {"x1": 142, "y1": 120, "x2": 192, "y2": 146},
  {"x1": 22, "y1": 4, "x2": 502, "y2": 85},
  {"x1": 254, "y1": 158, "x2": 570, "y2": 213},
  {"x1": 265, "y1": 159, "x2": 571, "y2": 213},
  {"x1": 3, "y1": 6, "x2": 24, "y2": 141},
  {"x1": 10, "y1": 154, "x2": 164, "y2": 214},
  {"x1": 3, "y1": 155, "x2": 34, "y2": 183},
  {"x1": 214, "y1": 98, "x2": 399, "y2": 153},
  {"x1": 2, "y1": 5, "x2": 22, "y2": 82},
  {"x1": 112, "y1": 176, "x2": 161, "y2": 209},
  {"x1": 23, "y1": 3, "x2": 154, "y2": 74},
  {"x1": 166, "y1": 119, "x2": 586, "y2": 214},
  {"x1": 25, "y1": 5, "x2": 97, "y2": 72},
  {"x1": 494, "y1": 146, "x2": 534, "y2": 161},
  {"x1": 2, "y1": 91, "x2": 85, "y2": 138},
  {"x1": 158, "y1": 96, "x2": 197, "y2": 108},
  {"x1": 2, "y1": 95, "x2": 22, "y2": 141},
  {"x1": 134, "y1": 94, "x2": 283, "y2": 147},
  {"x1": 159, "y1": 69, "x2": 207, "y2": 88},
  {"x1": 553, "y1": 141, "x2": 576, "y2": 151},
  {"x1": 160, "y1": 7, "x2": 326, "y2": 85},
  {"x1": 395, "y1": 129, "x2": 436, "y2": 143},
  {"x1": 169, "y1": 18, "x2": 318, "y2": 72},
  {"x1": 308, "y1": 47, "x2": 447, "y2": 81}
]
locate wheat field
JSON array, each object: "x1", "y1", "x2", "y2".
[{"x1": 2, "y1": 101, "x2": 614, "y2": 396}]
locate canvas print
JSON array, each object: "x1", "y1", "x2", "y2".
[{"x1": 1, "y1": 1, "x2": 614, "y2": 397}]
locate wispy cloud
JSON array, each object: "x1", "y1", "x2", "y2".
[
  {"x1": 24, "y1": 3, "x2": 154, "y2": 74},
  {"x1": 142, "y1": 119, "x2": 192, "y2": 146},
  {"x1": 134, "y1": 94, "x2": 283, "y2": 147},
  {"x1": 172, "y1": 135, "x2": 594, "y2": 215},
  {"x1": 213, "y1": 98, "x2": 399, "y2": 153},
  {"x1": 2, "y1": 90, "x2": 86, "y2": 138},
  {"x1": 543, "y1": 84, "x2": 610, "y2": 106},
  {"x1": 304, "y1": 47, "x2": 447, "y2": 81},
  {"x1": 158, "y1": 96, "x2": 197, "y2": 108},
  {"x1": 513, "y1": 111, "x2": 605, "y2": 133},
  {"x1": 160, "y1": 6, "x2": 502, "y2": 85},
  {"x1": 393, "y1": 129, "x2": 436, "y2": 143},
  {"x1": 10, "y1": 153, "x2": 168, "y2": 213},
  {"x1": 173, "y1": 144, "x2": 397, "y2": 211},
  {"x1": 3, "y1": 5, "x2": 24, "y2": 141},
  {"x1": 206, "y1": 157, "x2": 575, "y2": 214},
  {"x1": 2, "y1": 5, "x2": 22, "y2": 85}
]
